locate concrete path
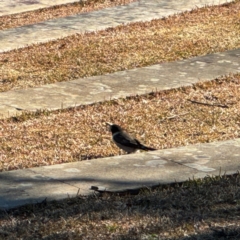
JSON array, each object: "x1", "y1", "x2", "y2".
[
  {"x1": 0, "y1": 0, "x2": 232, "y2": 53},
  {"x1": 0, "y1": 0, "x2": 239, "y2": 210},
  {"x1": 1, "y1": 138, "x2": 239, "y2": 209},
  {"x1": 0, "y1": 0, "x2": 77, "y2": 16},
  {"x1": 0, "y1": 48, "x2": 239, "y2": 118}
]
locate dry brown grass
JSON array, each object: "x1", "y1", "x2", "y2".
[
  {"x1": 0, "y1": 0, "x2": 134, "y2": 30},
  {"x1": 0, "y1": 74, "x2": 239, "y2": 172},
  {"x1": 0, "y1": 174, "x2": 240, "y2": 239},
  {"x1": 0, "y1": 0, "x2": 240, "y2": 92}
]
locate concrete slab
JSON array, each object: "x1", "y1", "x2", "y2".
[
  {"x1": 0, "y1": 48, "x2": 239, "y2": 118},
  {"x1": 0, "y1": 138, "x2": 239, "y2": 210},
  {"x1": 0, "y1": 105, "x2": 18, "y2": 119},
  {"x1": 0, "y1": 168, "x2": 79, "y2": 209},
  {"x1": 151, "y1": 138, "x2": 240, "y2": 179},
  {"x1": 32, "y1": 155, "x2": 199, "y2": 192},
  {"x1": 0, "y1": 0, "x2": 233, "y2": 52},
  {"x1": 0, "y1": 0, "x2": 78, "y2": 16}
]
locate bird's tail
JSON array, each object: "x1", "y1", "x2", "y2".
[
  {"x1": 140, "y1": 145, "x2": 156, "y2": 151},
  {"x1": 135, "y1": 139, "x2": 156, "y2": 151}
]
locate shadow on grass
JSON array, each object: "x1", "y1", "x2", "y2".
[
  {"x1": 178, "y1": 228, "x2": 240, "y2": 240},
  {"x1": 0, "y1": 173, "x2": 240, "y2": 239}
]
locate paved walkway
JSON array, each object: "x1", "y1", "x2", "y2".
[
  {"x1": 0, "y1": 0, "x2": 239, "y2": 210},
  {"x1": 0, "y1": 0, "x2": 232, "y2": 53},
  {"x1": 1, "y1": 138, "x2": 240, "y2": 209},
  {"x1": 0, "y1": 0, "x2": 77, "y2": 16}
]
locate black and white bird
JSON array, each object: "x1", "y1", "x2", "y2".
[{"x1": 106, "y1": 122, "x2": 156, "y2": 154}]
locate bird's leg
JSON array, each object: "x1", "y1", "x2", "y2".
[{"x1": 118, "y1": 149, "x2": 122, "y2": 155}]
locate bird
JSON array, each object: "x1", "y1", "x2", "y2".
[{"x1": 106, "y1": 122, "x2": 156, "y2": 154}]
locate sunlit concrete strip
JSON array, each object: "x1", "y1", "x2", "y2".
[
  {"x1": 0, "y1": 48, "x2": 239, "y2": 118},
  {"x1": 0, "y1": 0, "x2": 233, "y2": 53},
  {"x1": 0, "y1": 138, "x2": 239, "y2": 210},
  {"x1": 0, "y1": 0, "x2": 77, "y2": 16}
]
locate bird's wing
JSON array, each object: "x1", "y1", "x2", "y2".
[{"x1": 113, "y1": 131, "x2": 139, "y2": 148}]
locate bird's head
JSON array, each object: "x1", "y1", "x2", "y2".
[{"x1": 106, "y1": 122, "x2": 123, "y2": 134}]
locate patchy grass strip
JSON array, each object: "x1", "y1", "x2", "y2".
[
  {"x1": 0, "y1": 1, "x2": 240, "y2": 92},
  {"x1": 0, "y1": 0, "x2": 134, "y2": 30},
  {"x1": 0, "y1": 173, "x2": 240, "y2": 239},
  {"x1": 0, "y1": 74, "x2": 239, "y2": 172}
]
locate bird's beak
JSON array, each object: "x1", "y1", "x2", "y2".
[{"x1": 105, "y1": 122, "x2": 112, "y2": 131}]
